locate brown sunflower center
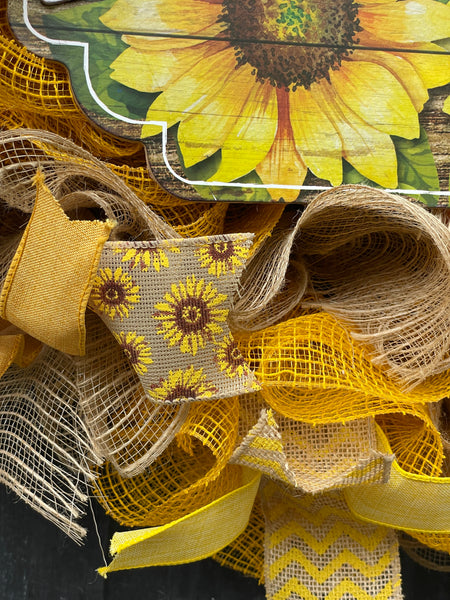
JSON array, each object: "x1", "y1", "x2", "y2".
[
  {"x1": 220, "y1": 0, "x2": 361, "y2": 89},
  {"x1": 209, "y1": 242, "x2": 234, "y2": 260},
  {"x1": 227, "y1": 343, "x2": 244, "y2": 366},
  {"x1": 122, "y1": 343, "x2": 139, "y2": 365},
  {"x1": 102, "y1": 281, "x2": 126, "y2": 305},
  {"x1": 166, "y1": 384, "x2": 197, "y2": 402},
  {"x1": 176, "y1": 298, "x2": 210, "y2": 333}
]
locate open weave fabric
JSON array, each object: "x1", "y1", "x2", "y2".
[
  {"x1": 92, "y1": 396, "x2": 241, "y2": 527},
  {"x1": 0, "y1": 345, "x2": 96, "y2": 542},
  {"x1": 231, "y1": 409, "x2": 392, "y2": 494},
  {"x1": 89, "y1": 236, "x2": 259, "y2": 404},
  {"x1": 399, "y1": 533, "x2": 450, "y2": 572},
  {"x1": 76, "y1": 312, "x2": 189, "y2": 477},
  {"x1": 237, "y1": 312, "x2": 450, "y2": 424},
  {"x1": 261, "y1": 480, "x2": 403, "y2": 600}
]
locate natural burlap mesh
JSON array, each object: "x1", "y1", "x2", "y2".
[
  {"x1": 399, "y1": 532, "x2": 450, "y2": 572},
  {"x1": 76, "y1": 312, "x2": 189, "y2": 477},
  {"x1": 213, "y1": 496, "x2": 265, "y2": 583},
  {"x1": 297, "y1": 186, "x2": 450, "y2": 388},
  {"x1": 231, "y1": 409, "x2": 392, "y2": 494},
  {"x1": 92, "y1": 396, "x2": 241, "y2": 527},
  {"x1": 230, "y1": 213, "x2": 309, "y2": 332},
  {"x1": 237, "y1": 312, "x2": 450, "y2": 424},
  {"x1": 261, "y1": 480, "x2": 403, "y2": 600},
  {"x1": 0, "y1": 345, "x2": 96, "y2": 542},
  {"x1": 0, "y1": 129, "x2": 178, "y2": 241}
]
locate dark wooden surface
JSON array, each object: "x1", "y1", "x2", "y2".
[{"x1": 0, "y1": 485, "x2": 448, "y2": 600}]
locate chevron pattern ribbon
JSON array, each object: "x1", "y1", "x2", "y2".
[{"x1": 261, "y1": 480, "x2": 403, "y2": 600}]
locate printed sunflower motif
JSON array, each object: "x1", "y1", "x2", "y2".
[
  {"x1": 153, "y1": 275, "x2": 228, "y2": 355},
  {"x1": 195, "y1": 238, "x2": 250, "y2": 277},
  {"x1": 148, "y1": 365, "x2": 218, "y2": 403},
  {"x1": 89, "y1": 267, "x2": 140, "y2": 320},
  {"x1": 102, "y1": 0, "x2": 450, "y2": 199},
  {"x1": 113, "y1": 331, "x2": 153, "y2": 375},
  {"x1": 113, "y1": 243, "x2": 180, "y2": 272},
  {"x1": 215, "y1": 334, "x2": 257, "y2": 382}
]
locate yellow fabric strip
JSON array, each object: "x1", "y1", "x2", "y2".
[
  {"x1": 0, "y1": 172, "x2": 114, "y2": 355},
  {"x1": 344, "y1": 426, "x2": 450, "y2": 533},
  {"x1": 0, "y1": 334, "x2": 24, "y2": 378},
  {"x1": 98, "y1": 468, "x2": 261, "y2": 576}
]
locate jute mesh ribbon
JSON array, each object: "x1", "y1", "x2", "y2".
[
  {"x1": 92, "y1": 396, "x2": 241, "y2": 527},
  {"x1": 76, "y1": 312, "x2": 190, "y2": 477},
  {"x1": 0, "y1": 345, "x2": 96, "y2": 542}
]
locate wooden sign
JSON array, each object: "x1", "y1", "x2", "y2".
[{"x1": 8, "y1": 0, "x2": 450, "y2": 204}]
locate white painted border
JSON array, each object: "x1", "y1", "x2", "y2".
[{"x1": 23, "y1": 0, "x2": 449, "y2": 198}]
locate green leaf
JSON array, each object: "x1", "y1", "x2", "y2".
[
  {"x1": 41, "y1": 0, "x2": 155, "y2": 122},
  {"x1": 393, "y1": 127, "x2": 440, "y2": 206}
]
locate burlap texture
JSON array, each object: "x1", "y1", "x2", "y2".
[
  {"x1": 231, "y1": 409, "x2": 392, "y2": 494},
  {"x1": 0, "y1": 345, "x2": 96, "y2": 542},
  {"x1": 261, "y1": 481, "x2": 403, "y2": 600},
  {"x1": 89, "y1": 235, "x2": 259, "y2": 404},
  {"x1": 237, "y1": 312, "x2": 450, "y2": 424},
  {"x1": 92, "y1": 395, "x2": 241, "y2": 527},
  {"x1": 0, "y1": 173, "x2": 113, "y2": 355},
  {"x1": 399, "y1": 532, "x2": 450, "y2": 572},
  {"x1": 76, "y1": 312, "x2": 189, "y2": 477}
]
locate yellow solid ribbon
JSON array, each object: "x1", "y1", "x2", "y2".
[
  {"x1": 344, "y1": 426, "x2": 450, "y2": 533},
  {"x1": 0, "y1": 173, "x2": 114, "y2": 355},
  {"x1": 98, "y1": 467, "x2": 261, "y2": 576}
]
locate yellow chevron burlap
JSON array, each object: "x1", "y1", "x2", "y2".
[
  {"x1": 231, "y1": 409, "x2": 392, "y2": 493},
  {"x1": 261, "y1": 480, "x2": 403, "y2": 600}
]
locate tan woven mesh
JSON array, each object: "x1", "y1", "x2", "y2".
[
  {"x1": 399, "y1": 532, "x2": 450, "y2": 572},
  {"x1": 0, "y1": 345, "x2": 96, "y2": 542},
  {"x1": 76, "y1": 312, "x2": 189, "y2": 477},
  {"x1": 237, "y1": 312, "x2": 450, "y2": 424},
  {"x1": 92, "y1": 396, "x2": 241, "y2": 527},
  {"x1": 297, "y1": 186, "x2": 450, "y2": 388},
  {"x1": 213, "y1": 496, "x2": 265, "y2": 583}
]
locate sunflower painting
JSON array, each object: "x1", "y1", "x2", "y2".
[{"x1": 17, "y1": 0, "x2": 450, "y2": 202}]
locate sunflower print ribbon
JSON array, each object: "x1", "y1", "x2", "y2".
[{"x1": 89, "y1": 235, "x2": 260, "y2": 404}]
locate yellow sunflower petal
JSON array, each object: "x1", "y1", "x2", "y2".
[
  {"x1": 141, "y1": 45, "x2": 235, "y2": 137},
  {"x1": 330, "y1": 61, "x2": 420, "y2": 139},
  {"x1": 359, "y1": 0, "x2": 450, "y2": 43},
  {"x1": 178, "y1": 65, "x2": 255, "y2": 167},
  {"x1": 109, "y1": 44, "x2": 212, "y2": 93},
  {"x1": 444, "y1": 96, "x2": 450, "y2": 115},
  {"x1": 312, "y1": 81, "x2": 398, "y2": 188},
  {"x1": 289, "y1": 87, "x2": 342, "y2": 186},
  {"x1": 210, "y1": 83, "x2": 277, "y2": 182},
  {"x1": 256, "y1": 125, "x2": 307, "y2": 201},
  {"x1": 101, "y1": 0, "x2": 222, "y2": 36},
  {"x1": 350, "y1": 50, "x2": 428, "y2": 113},
  {"x1": 399, "y1": 43, "x2": 450, "y2": 90}
]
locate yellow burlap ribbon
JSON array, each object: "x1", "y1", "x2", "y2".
[
  {"x1": 0, "y1": 173, "x2": 114, "y2": 355},
  {"x1": 345, "y1": 426, "x2": 450, "y2": 533},
  {"x1": 98, "y1": 467, "x2": 261, "y2": 576}
]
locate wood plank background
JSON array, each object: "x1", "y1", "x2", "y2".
[{"x1": 0, "y1": 485, "x2": 448, "y2": 600}]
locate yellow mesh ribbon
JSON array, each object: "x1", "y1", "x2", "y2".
[
  {"x1": 98, "y1": 467, "x2": 261, "y2": 576},
  {"x1": 0, "y1": 173, "x2": 114, "y2": 355},
  {"x1": 344, "y1": 425, "x2": 450, "y2": 533},
  {"x1": 237, "y1": 312, "x2": 450, "y2": 424},
  {"x1": 93, "y1": 396, "x2": 241, "y2": 527}
]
